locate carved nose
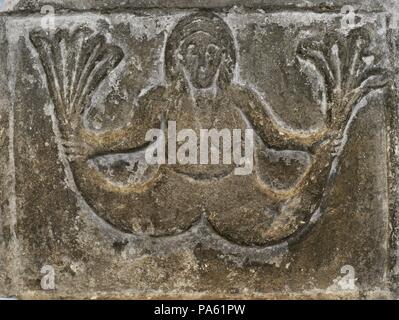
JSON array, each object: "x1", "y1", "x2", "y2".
[{"x1": 198, "y1": 55, "x2": 207, "y2": 68}]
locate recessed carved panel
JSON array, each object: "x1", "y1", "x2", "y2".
[
  {"x1": 27, "y1": 12, "x2": 388, "y2": 247},
  {"x1": 0, "y1": 3, "x2": 395, "y2": 298}
]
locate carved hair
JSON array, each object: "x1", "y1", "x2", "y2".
[{"x1": 165, "y1": 12, "x2": 237, "y2": 88}]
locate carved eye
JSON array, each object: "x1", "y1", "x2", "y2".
[
  {"x1": 186, "y1": 44, "x2": 197, "y2": 55},
  {"x1": 206, "y1": 44, "x2": 219, "y2": 58}
]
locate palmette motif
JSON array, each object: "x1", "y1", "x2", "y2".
[{"x1": 30, "y1": 13, "x2": 388, "y2": 247}]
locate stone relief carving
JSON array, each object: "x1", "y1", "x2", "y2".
[{"x1": 29, "y1": 12, "x2": 387, "y2": 247}]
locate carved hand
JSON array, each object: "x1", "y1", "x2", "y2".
[
  {"x1": 297, "y1": 28, "x2": 388, "y2": 137},
  {"x1": 61, "y1": 136, "x2": 96, "y2": 162}
]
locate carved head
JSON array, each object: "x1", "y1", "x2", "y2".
[{"x1": 165, "y1": 13, "x2": 236, "y2": 89}]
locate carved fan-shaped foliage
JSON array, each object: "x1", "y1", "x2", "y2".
[
  {"x1": 297, "y1": 28, "x2": 388, "y2": 130},
  {"x1": 30, "y1": 27, "x2": 124, "y2": 131}
]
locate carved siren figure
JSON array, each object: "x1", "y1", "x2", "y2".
[{"x1": 30, "y1": 13, "x2": 387, "y2": 246}]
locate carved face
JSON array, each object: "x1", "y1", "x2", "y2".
[{"x1": 179, "y1": 31, "x2": 223, "y2": 89}]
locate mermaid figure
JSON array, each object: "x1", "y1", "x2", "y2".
[{"x1": 30, "y1": 13, "x2": 387, "y2": 246}]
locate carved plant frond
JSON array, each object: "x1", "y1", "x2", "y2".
[
  {"x1": 297, "y1": 28, "x2": 388, "y2": 129},
  {"x1": 30, "y1": 27, "x2": 124, "y2": 131}
]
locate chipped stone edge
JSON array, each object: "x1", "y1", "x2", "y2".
[
  {"x1": 1, "y1": 2, "x2": 399, "y2": 300},
  {"x1": 0, "y1": 0, "x2": 392, "y2": 15}
]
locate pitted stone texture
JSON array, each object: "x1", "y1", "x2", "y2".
[
  {"x1": 0, "y1": 0, "x2": 390, "y2": 12},
  {"x1": 0, "y1": 16, "x2": 12, "y2": 296},
  {"x1": 0, "y1": 4, "x2": 396, "y2": 299}
]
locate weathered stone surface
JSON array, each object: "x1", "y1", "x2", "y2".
[
  {"x1": 0, "y1": 0, "x2": 390, "y2": 12},
  {"x1": 0, "y1": 0, "x2": 398, "y2": 299}
]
